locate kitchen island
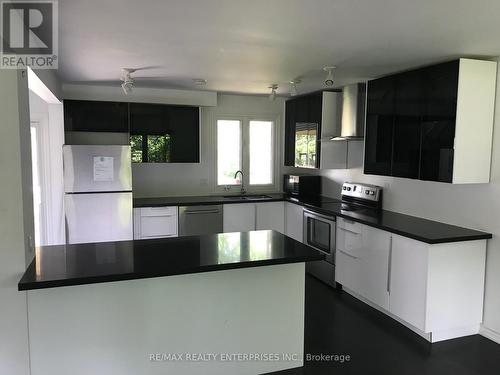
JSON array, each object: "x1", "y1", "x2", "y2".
[{"x1": 19, "y1": 230, "x2": 323, "y2": 375}]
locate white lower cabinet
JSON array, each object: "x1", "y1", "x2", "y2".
[
  {"x1": 336, "y1": 218, "x2": 487, "y2": 342},
  {"x1": 223, "y1": 203, "x2": 256, "y2": 232},
  {"x1": 256, "y1": 202, "x2": 285, "y2": 234},
  {"x1": 388, "y1": 235, "x2": 428, "y2": 331},
  {"x1": 336, "y1": 217, "x2": 391, "y2": 309},
  {"x1": 284, "y1": 202, "x2": 304, "y2": 242},
  {"x1": 133, "y1": 206, "x2": 178, "y2": 239}
]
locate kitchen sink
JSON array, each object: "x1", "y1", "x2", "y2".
[{"x1": 222, "y1": 194, "x2": 272, "y2": 200}]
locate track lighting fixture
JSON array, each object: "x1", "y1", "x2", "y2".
[
  {"x1": 290, "y1": 79, "x2": 301, "y2": 96},
  {"x1": 323, "y1": 66, "x2": 336, "y2": 86},
  {"x1": 268, "y1": 84, "x2": 278, "y2": 101}
]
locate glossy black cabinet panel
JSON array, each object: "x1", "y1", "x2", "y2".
[
  {"x1": 167, "y1": 106, "x2": 200, "y2": 163},
  {"x1": 284, "y1": 99, "x2": 296, "y2": 166},
  {"x1": 130, "y1": 103, "x2": 199, "y2": 163},
  {"x1": 284, "y1": 93, "x2": 323, "y2": 168},
  {"x1": 365, "y1": 60, "x2": 460, "y2": 182},
  {"x1": 420, "y1": 61, "x2": 459, "y2": 182},
  {"x1": 392, "y1": 70, "x2": 423, "y2": 178},
  {"x1": 364, "y1": 76, "x2": 395, "y2": 176},
  {"x1": 64, "y1": 100, "x2": 128, "y2": 132}
]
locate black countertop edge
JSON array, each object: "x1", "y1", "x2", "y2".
[
  {"x1": 133, "y1": 194, "x2": 492, "y2": 244},
  {"x1": 18, "y1": 231, "x2": 324, "y2": 291},
  {"x1": 18, "y1": 256, "x2": 319, "y2": 291}
]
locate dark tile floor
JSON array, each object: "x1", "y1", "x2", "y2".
[{"x1": 267, "y1": 275, "x2": 500, "y2": 375}]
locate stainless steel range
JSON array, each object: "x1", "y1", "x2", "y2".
[
  {"x1": 303, "y1": 182, "x2": 382, "y2": 288},
  {"x1": 340, "y1": 182, "x2": 383, "y2": 211}
]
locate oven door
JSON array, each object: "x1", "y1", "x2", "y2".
[{"x1": 303, "y1": 209, "x2": 336, "y2": 264}]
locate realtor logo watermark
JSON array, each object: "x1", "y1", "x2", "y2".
[{"x1": 1, "y1": 0, "x2": 58, "y2": 69}]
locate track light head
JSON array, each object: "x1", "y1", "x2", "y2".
[
  {"x1": 268, "y1": 84, "x2": 278, "y2": 101},
  {"x1": 323, "y1": 66, "x2": 336, "y2": 87},
  {"x1": 290, "y1": 79, "x2": 301, "y2": 96}
]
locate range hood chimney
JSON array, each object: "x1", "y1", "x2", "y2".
[{"x1": 331, "y1": 82, "x2": 366, "y2": 140}]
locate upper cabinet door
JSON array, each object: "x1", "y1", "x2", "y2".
[
  {"x1": 284, "y1": 94, "x2": 323, "y2": 169},
  {"x1": 129, "y1": 103, "x2": 199, "y2": 163},
  {"x1": 420, "y1": 60, "x2": 459, "y2": 183},
  {"x1": 364, "y1": 76, "x2": 395, "y2": 176},
  {"x1": 284, "y1": 99, "x2": 297, "y2": 166},
  {"x1": 166, "y1": 106, "x2": 200, "y2": 163},
  {"x1": 392, "y1": 70, "x2": 424, "y2": 179},
  {"x1": 64, "y1": 100, "x2": 129, "y2": 132}
]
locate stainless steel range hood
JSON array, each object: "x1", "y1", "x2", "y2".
[{"x1": 331, "y1": 82, "x2": 366, "y2": 140}]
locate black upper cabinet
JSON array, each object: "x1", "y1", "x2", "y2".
[
  {"x1": 392, "y1": 70, "x2": 423, "y2": 179},
  {"x1": 365, "y1": 60, "x2": 460, "y2": 182},
  {"x1": 284, "y1": 99, "x2": 297, "y2": 166},
  {"x1": 64, "y1": 100, "x2": 128, "y2": 132},
  {"x1": 167, "y1": 106, "x2": 200, "y2": 163},
  {"x1": 129, "y1": 103, "x2": 200, "y2": 163},
  {"x1": 420, "y1": 61, "x2": 459, "y2": 182},
  {"x1": 284, "y1": 92, "x2": 323, "y2": 168},
  {"x1": 364, "y1": 76, "x2": 395, "y2": 176}
]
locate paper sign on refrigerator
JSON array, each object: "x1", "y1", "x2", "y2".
[{"x1": 93, "y1": 156, "x2": 114, "y2": 182}]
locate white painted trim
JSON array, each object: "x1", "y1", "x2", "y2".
[
  {"x1": 480, "y1": 325, "x2": 500, "y2": 345},
  {"x1": 62, "y1": 84, "x2": 217, "y2": 107},
  {"x1": 431, "y1": 325, "x2": 480, "y2": 343},
  {"x1": 27, "y1": 68, "x2": 61, "y2": 104}
]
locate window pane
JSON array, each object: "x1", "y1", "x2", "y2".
[
  {"x1": 249, "y1": 120, "x2": 273, "y2": 185},
  {"x1": 217, "y1": 120, "x2": 241, "y2": 185},
  {"x1": 130, "y1": 135, "x2": 143, "y2": 163}
]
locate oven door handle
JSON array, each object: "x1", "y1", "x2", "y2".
[{"x1": 303, "y1": 209, "x2": 335, "y2": 222}]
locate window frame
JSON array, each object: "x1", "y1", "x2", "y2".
[{"x1": 214, "y1": 114, "x2": 280, "y2": 193}]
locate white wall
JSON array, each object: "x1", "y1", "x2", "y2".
[
  {"x1": 0, "y1": 70, "x2": 32, "y2": 375},
  {"x1": 29, "y1": 91, "x2": 65, "y2": 245},
  {"x1": 133, "y1": 94, "x2": 284, "y2": 197},
  {"x1": 285, "y1": 58, "x2": 500, "y2": 339}
]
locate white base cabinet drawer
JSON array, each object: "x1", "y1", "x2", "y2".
[
  {"x1": 336, "y1": 217, "x2": 391, "y2": 310},
  {"x1": 133, "y1": 207, "x2": 178, "y2": 239}
]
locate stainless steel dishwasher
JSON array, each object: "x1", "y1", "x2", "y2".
[{"x1": 178, "y1": 205, "x2": 223, "y2": 236}]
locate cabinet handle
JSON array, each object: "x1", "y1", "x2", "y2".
[
  {"x1": 387, "y1": 236, "x2": 393, "y2": 294},
  {"x1": 142, "y1": 214, "x2": 175, "y2": 218},
  {"x1": 184, "y1": 210, "x2": 220, "y2": 215},
  {"x1": 338, "y1": 249, "x2": 359, "y2": 259},
  {"x1": 338, "y1": 227, "x2": 361, "y2": 235}
]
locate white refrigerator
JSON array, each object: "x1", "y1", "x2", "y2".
[{"x1": 63, "y1": 145, "x2": 133, "y2": 244}]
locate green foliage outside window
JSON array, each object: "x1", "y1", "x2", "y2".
[{"x1": 130, "y1": 134, "x2": 171, "y2": 163}]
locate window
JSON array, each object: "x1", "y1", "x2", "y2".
[
  {"x1": 130, "y1": 134, "x2": 171, "y2": 163},
  {"x1": 217, "y1": 120, "x2": 241, "y2": 185},
  {"x1": 249, "y1": 120, "x2": 273, "y2": 185},
  {"x1": 217, "y1": 118, "x2": 275, "y2": 188}
]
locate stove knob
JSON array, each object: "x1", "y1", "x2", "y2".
[
  {"x1": 343, "y1": 186, "x2": 347, "y2": 190},
  {"x1": 370, "y1": 191, "x2": 375, "y2": 196},
  {"x1": 347, "y1": 187, "x2": 351, "y2": 191},
  {"x1": 365, "y1": 191, "x2": 370, "y2": 195}
]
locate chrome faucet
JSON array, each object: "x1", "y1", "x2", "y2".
[{"x1": 234, "y1": 170, "x2": 246, "y2": 195}]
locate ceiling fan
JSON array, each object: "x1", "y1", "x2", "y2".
[
  {"x1": 118, "y1": 66, "x2": 208, "y2": 94},
  {"x1": 120, "y1": 66, "x2": 162, "y2": 94}
]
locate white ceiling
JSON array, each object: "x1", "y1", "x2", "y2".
[{"x1": 59, "y1": 0, "x2": 500, "y2": 95}]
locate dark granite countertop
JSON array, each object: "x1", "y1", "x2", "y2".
[
  {"x1": 18, "y1": 230, "x2": 324, "y2": 291},
  {"x1": 133, "y1": 194, "x2": 492, "y2": 244}
]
